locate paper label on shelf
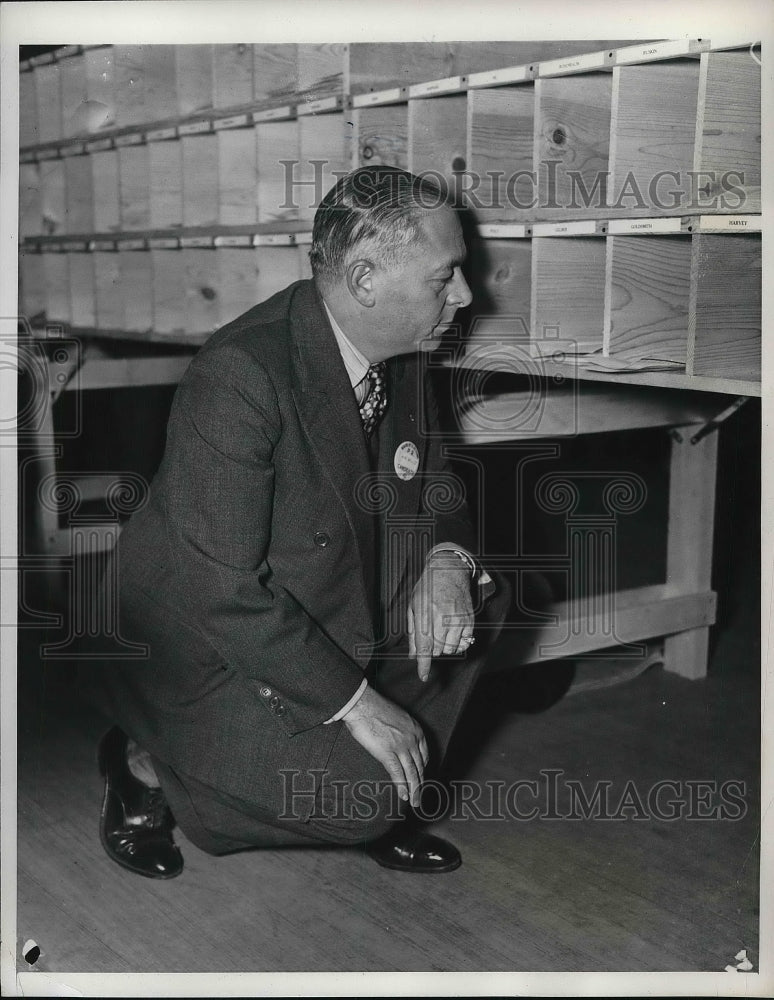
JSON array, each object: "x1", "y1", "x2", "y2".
[
  {"x1": 148, "y1": 238, "x2": 180, "y2": 249},
  {"x1": 532, "y1": 221, "x2": 599, "y2": 236},
  {"x1": 468, "y1": 65, "x2": 531, "y2": 87},
  {"x1": 116, "y1": 239, "x2": 146, "y2": 251},
  {"x1": 476, "y1": 224, "x2": 530, "y2": 239},
  {"x1": 180, "y1": 236, "x2": 215, "y2": 248},
  {"x1": 85, "y1": 137, "x2": 114, "y2": 152},
  {"x1": 252, "y1": 105, "x2": 294, "y2": 122},
  {"x1": 214, "y1": 113, "x2": 251, "y2": 130},
  {"x1": 61, "y1": 241, "x2": 89, "y2": 252},
  {"x1": 146, "y1": 126, "x2": 178, "y2": 141},
  {"x1": 607, "y1": 218, "x2": 683, "y2": 234},
  {"x1": 352, "y1": 88, "x2": 404, "y2": 107},
  {"x1": 213, "y1": 235, "x2": 253, "y2": 247},
  {"x1": 89, "y1": 240, "x2": 116, "y2": 251},
  {"x1": 408, "y1": 76, "x2": 463, "y2": 98},
  {"x1": 539, "y1": 51, "x2": 609, "y2": 75},
  {"x1": 297, "y1": 95, "x2": 342, "y2": 116},
  {"x1": 178, "y1": 120, "x2": 213, "y2": 135},
  {"x1": 614, "y1": 40, "x2": 699, "y2": 64},
  {"x1": 114, "y1": 132, "x2": 143, "y2": 147},
  {"x1": 696, "y1": 215, "x2": 762, "y2": 233},
  {"x1": 60, "y1": 143, "x2": 87, "y2": 158},
  {"x1": 294, "y1": 232, "x2": 313, "y2": 245},
  {"x1": 253, "y1": 233, "x2": 294, "y2": 246}
]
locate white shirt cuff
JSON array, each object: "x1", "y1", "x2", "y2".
[
  {"x1": 324, "y1": 678, "x2": 368, "y2": 724},
  {"x1": 426, "y1": 543, "x2": 493, "y2": 586}
]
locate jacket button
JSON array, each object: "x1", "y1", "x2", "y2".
[
  {"x1": 270, "y1": 695, "x2": 280, "y2": 708},
  {"x1": 259, "y1": 686, "x2": 272, "y2": 698},
  {"x1": 314, "y1": 531, "x2": 330, "y2": 548},
  {"x1": 276, "y1": 705, "x2": 287, "y2": 717}
]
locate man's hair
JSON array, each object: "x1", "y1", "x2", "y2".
[{"x1": 309, "y1": 166, "x2": 448, "y2": 286}]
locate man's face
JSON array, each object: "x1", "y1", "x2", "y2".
[{"x1": 367, "y1": 206, "x2": 472, "y2": 361}]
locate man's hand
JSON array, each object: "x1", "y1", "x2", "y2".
[
  {"x1": 343, "y1": 685, "x2": 428, "y2": 807},
  {"x1": 408, "y1": 551, "x2": 474, "y2": 682}
]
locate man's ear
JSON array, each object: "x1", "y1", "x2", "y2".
[{"x1": 346, "y1": 259, "x2": 376, "y2": 307}]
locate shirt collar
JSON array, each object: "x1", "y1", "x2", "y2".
[{"x1": 322, "y1": 300, "x2": 371, "y2": 389}]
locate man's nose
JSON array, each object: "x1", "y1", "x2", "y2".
[{"x1": 448, "y1": 268, "x2": 472, "y2": 309}]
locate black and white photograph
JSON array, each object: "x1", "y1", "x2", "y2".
[{"x1": 1, "y1": 0, "x2": 771, "y2": 995}]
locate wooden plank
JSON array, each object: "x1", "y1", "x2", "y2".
[
  {"x1": 354, "y1": 104, "x2": 408, "y2": 169},
  {"x1": 533, "y1": 73, "x2": 612, "y2": 221},
  {"x1": 148, "y1": 140, "x2": 183, "y2": 228},
  {"x1": 142, "y1": 45, "x2": 179, "y2": 122},
  {"x1": 175, "y1": 44, "x2": 213, "y2": 116},
  {"x1": 39, "y1": 160, "x2": 67, "y2": 235},
  {"x1": 19, "y1": 251, "x2": 46, "y2": 322},
  {"x1": 42, "y1": 253, "x2": 71, "y2": 322},
  {"x1": 297, "y1": 43, "x2": 346, "y2": 100},
  {"x1": 297, "y1": 113, "x2": 352, "y2": 222},
  {"x1": 19, "y1": 69, "x2": 39, "y2": 146},
  {"x1": 19, "y1": 163, "x2": 42, "y2": 238},
  {"x1": 91, "y1": 150, "x2": 121, "y2": 232},
  {"x1": 256, "y1": 120, "x2": 300, "y2": 223},
  {"x1": 151, "y1": 249, "x2": 187, "y2": 335},
  {"x1": 467, "y1": 237, "x2": 532, "y2": 344},
  {"x1": 609, "y1": 61, "x2": 700, "y2": 217},
  {"x1": 695, "y1": 50, "x2": 760, "y2": 213},
  {"x1": 117, "y1": 145, "x2": 151, "y2": 229},
  {"x1": 252, "y1": 43, "x2": 297, "y2": 101},
  {"x1": 120, "y1": 251, "x2": 154, "y2": 333},
  {"x1": 297, "y1": 243, "x2": 313, "y2": 280},
  {"x1": 663, "y1": 433, "x2": 718, "y2": 679},
  {"x1": 181, "y1": 134, "x2": 219, "y2": 227},
  {"x1": 467, "y1": 86, "x2": 535, "y2": 223},
  {"x1": 217, "y1": 127, "x2": 258, "y2": 225},
  {"x1": 63, "y1": 155, "x2": 94, "y2": 234},
  {"x1": 93, "y1": 251, "x2": 123, "y2": 329},
  {"x1": 59, "y1": 52, "x2": 88, "y2": 138},
  {"x1": 182, "y1": 248, "x2": 221, "y2": 335},
  {"x1": 530, "y1": 237, "x2": 607, "y2": 356},
  {"x1": 348, "y1": 42, "x2": 452, "y2": 95},
  {"x1": 83, "y1": 47, "x2": 116, "y2": 131},
  {"x1": 34, "y1": 63, "x2": 63, "y2": 143},
  {"x1": 112, "y1": 44, "x2": 178, "y2": 125},
  {"x1": 604, "y1": 234, "x2": 692, "y2": 363},
  {"x1": 67, "y1": 252, "x2": 96, "y2": 328},
  {"x1": 408, "y1": 94, "x2": 468, "y2": 193},
  {"x1": 216, "y1": 247, "x2": 259, "y2": 325},
  {"x1": 113, "y1": 45, "x2": 146, "y2": 128},
  {"x1": 212, "y1": 44, "x2": 254, "y2": 109},
  {"x1": 688, "y1": 233, "x2": 761, "y2": 381}
]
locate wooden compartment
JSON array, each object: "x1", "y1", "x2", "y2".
[
  {"x1": 68, "y1": 252, "x2": 96, "y2": 328},
  {"x1": 19, "y1": 68, "x2": 39, "y2": 146},
  {"x1": 467, "y1": 86, "x2": 534, "y2": 222},
  {"x1": 467, "y1": 237, "x2": 532, "y2": 344},
  {"x1": 120, "y1": 250, "x2": 154, "y2": 333},
  {"x1": 297, "y1": 113, "x2": 352, "y2": 221},
  {"x1": 688, "y1": 233, "x2": 761, "y2": 381},
  {"x1": 39, "y1": 160, "x2": 67, "y2": 235},
  {"x1": 118, "y1": 145, "x2": 151, "y2": 229},
  {"x1": 534, "y1": 73, "x2": 612, "y2": 221},
  {"x1": 181, "y1": 134, "x2": 219, "y2": 227},
  {"x1": 530, "y1": 235, "x2": 607, "y2": 356},
  {"x1": 34, "y1": 63, "x2": 63, "y2": 144},
  {"x1": 19, "y1": 250, "x2": 46, "y2": 323},
  {"x1": 149, "y1": 140, "x2": 183, "y2": 228},
  {"x1": 19, "y1": 163, "x2": 42, "y2": 238},
  {"x1": 114, "y1": 45, "x2": 178, "y2": 127},
  {"x1": 91, "y1": 150, "x2": 121, "y2": 232},
  {"x1": 217, "y1": 127, "x2": 258, "y2": 226},
  {"x1": 212, "y1": 44, "x2": 254, "y2": 109},
  {"x1": 59, "y1": 52, "x2": 88, "y2": 138},
  {"x1": 604, "y1": 234, "x2": 692, "y2": 363},
  {"x1": 175, "y1": 44, "x2": 213, "y2": 116},
  {"x1": 408, "y1": 94, "x2": 467, "y2": 193},
  {"x1": 297, "y1": 43, "x2": 346, "y2": 100},
  {"x1": 64, "y1": 155, "x2": 94, "y2": 234},
  {"x1": 609, "y1": 61, "x2": 700, "y2": 217},
  {"x1": 43, "y1": 253, "x2": 71, "y2": 323},
  {"x1": 252, "y1": 44, "x2": 297, "y2": 102},
  {"x1": 255, "y1": 246, "x2": 300, "y2": 302},
  {"x1": 83, "y1": 46, "x2": 116, "y2": 132},
  {"x1": 183, "y1": 248, "x2": 221, "y2": 335},
  {"x1": 151, "y1": 249, "x2": 187, "y2": 336},
  {"x1": 694, "y1": 49, "x2": 761, "y2": 214},
  {"x1": 354, "y1": 104, "x2": 408, "y2": 169},
  {"x1": 297, "y1": 243, "x2": 313, "y2": 280},
  {"x1": 217, "y1": 247, "x2": 259, "y2": 326},
  {"x1": 256, "y1": 120, "x2": 300, "y2": 223},
  {"x1": 93, "y1": 251, "x2": 123, "y2": 329}
]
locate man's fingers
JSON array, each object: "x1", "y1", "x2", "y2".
[
  {"x1": 382, "y1": 754, "x2": 410, "y2": 803},
  {"x1": 407, "y1": 606, "x2": 416, "y2": 658},
  {"x1": 400, "y1": 752, "x2": 422, "y2": 807}
]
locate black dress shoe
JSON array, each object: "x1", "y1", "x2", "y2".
[
  {"x1": 366, "y1": 827, "x2": 461, "y2": 873},
  {"x1": 98, "y1": 726, "x2": 183, "y2": 879}
]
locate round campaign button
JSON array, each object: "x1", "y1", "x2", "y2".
[{"x1": 394, "y1": 441, "x2": 419, "y2": 481}]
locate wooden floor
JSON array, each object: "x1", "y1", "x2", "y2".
[{"x1": 15, "y1": 630, "x2": 760, "y2": 976}]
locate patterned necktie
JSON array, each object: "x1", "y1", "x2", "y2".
[{"x1": 359, "y1": 362, "x2": 388, "y2": 437}]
